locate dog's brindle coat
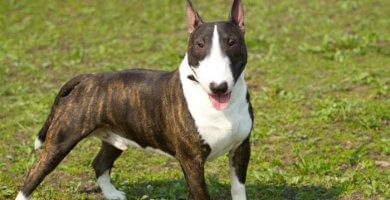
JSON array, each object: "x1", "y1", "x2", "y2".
[{"x1": 16, "y1": 1, "x2": 252, "y2": 199}]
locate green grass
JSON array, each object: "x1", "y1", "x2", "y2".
[{"x1": 1, "y1": 0, "x2": 390, "y2": 199}]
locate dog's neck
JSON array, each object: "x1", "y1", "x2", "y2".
[{"x1": 179, "y1": 54, "x2": 248, "y2": 112}]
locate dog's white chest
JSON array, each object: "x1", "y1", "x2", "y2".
[{"x1": 195, "y1": 102, "x2": 252, "y2": 160}]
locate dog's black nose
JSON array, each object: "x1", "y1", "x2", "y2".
[{"x1": 209, "y1": 82, "x2": 228, "y2": 95}]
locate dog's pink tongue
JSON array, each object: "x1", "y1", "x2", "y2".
[{"x1": 208, "y1": 93, "x2": 231, "y2": 111}]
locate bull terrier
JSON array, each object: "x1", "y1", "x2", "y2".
[{"x1": 16, "y1": 0, "x2": 253, "y2": 199}]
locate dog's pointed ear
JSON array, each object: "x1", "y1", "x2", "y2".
[
  {"x1": 229, "y1": 0, "x2": 245, "y2": 33},
  {"x1": 186, "y1": 0, "x2": 203, "y2": 34}
]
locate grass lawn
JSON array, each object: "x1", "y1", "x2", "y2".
[{"x1": 1, "y1": 0, "x2": 389, "y2": 199}]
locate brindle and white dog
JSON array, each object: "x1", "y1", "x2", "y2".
[{"x1": 16, "y1": 0, "x2": 253, "y2": 199}]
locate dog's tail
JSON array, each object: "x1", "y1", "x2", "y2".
[{"x1": 34, "y1": 75, "x2": 89, "y2": 150}]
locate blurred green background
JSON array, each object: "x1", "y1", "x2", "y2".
[{"x1": 1, "y1": 0, "x2": 389, "y2": 199}]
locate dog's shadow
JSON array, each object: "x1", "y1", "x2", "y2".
[{"x1": 80, "y1": 176, "x2": 344, "y2": 200}]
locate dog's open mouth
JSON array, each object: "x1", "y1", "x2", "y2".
[{"x1": 208, "y1": 92, "x2": 231, "y2": 111}]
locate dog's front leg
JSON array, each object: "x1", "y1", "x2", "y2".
[
  {"x1": 229, "y1": 138, "x2": 250, "y2": 200},
  {"x1": 178, "y1": 155, "x2": 210, "y2": 200}
]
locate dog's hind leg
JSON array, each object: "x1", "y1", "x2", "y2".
[
  {"x1": 33, "y1": 74, "x2": 89, "y2": 151},
  {"x1": 16, "y1": 117, "x2": 93, "y2": 199},
  {"x1": 92, "y1": 141, "x2": 126, "y2": 200}
]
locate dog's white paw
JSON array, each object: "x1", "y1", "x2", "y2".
[
  {"x1": 15, "y1": 192, "x2": 29, "y2": 200},
  {"x1": 102, "y1": 189, "x2": 127, "y2": 200},
  {"x1": 98, "y1": 171, "x2": 127, "y2": 200}
]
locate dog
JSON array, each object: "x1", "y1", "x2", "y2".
[{"x1": 16, "y1": 0, "x2": 252, "y2": 199}]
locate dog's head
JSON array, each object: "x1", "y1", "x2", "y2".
[{"x1": 186, "y1": 0, "x2": 247, "y2": 110}]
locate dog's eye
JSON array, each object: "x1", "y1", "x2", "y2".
[
  {"x1": 197, "y1": 42, "x2": 204, "y2": 48},
  {"x1": 228, "y1": 38, "x2": 236, "y2": 46}
]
